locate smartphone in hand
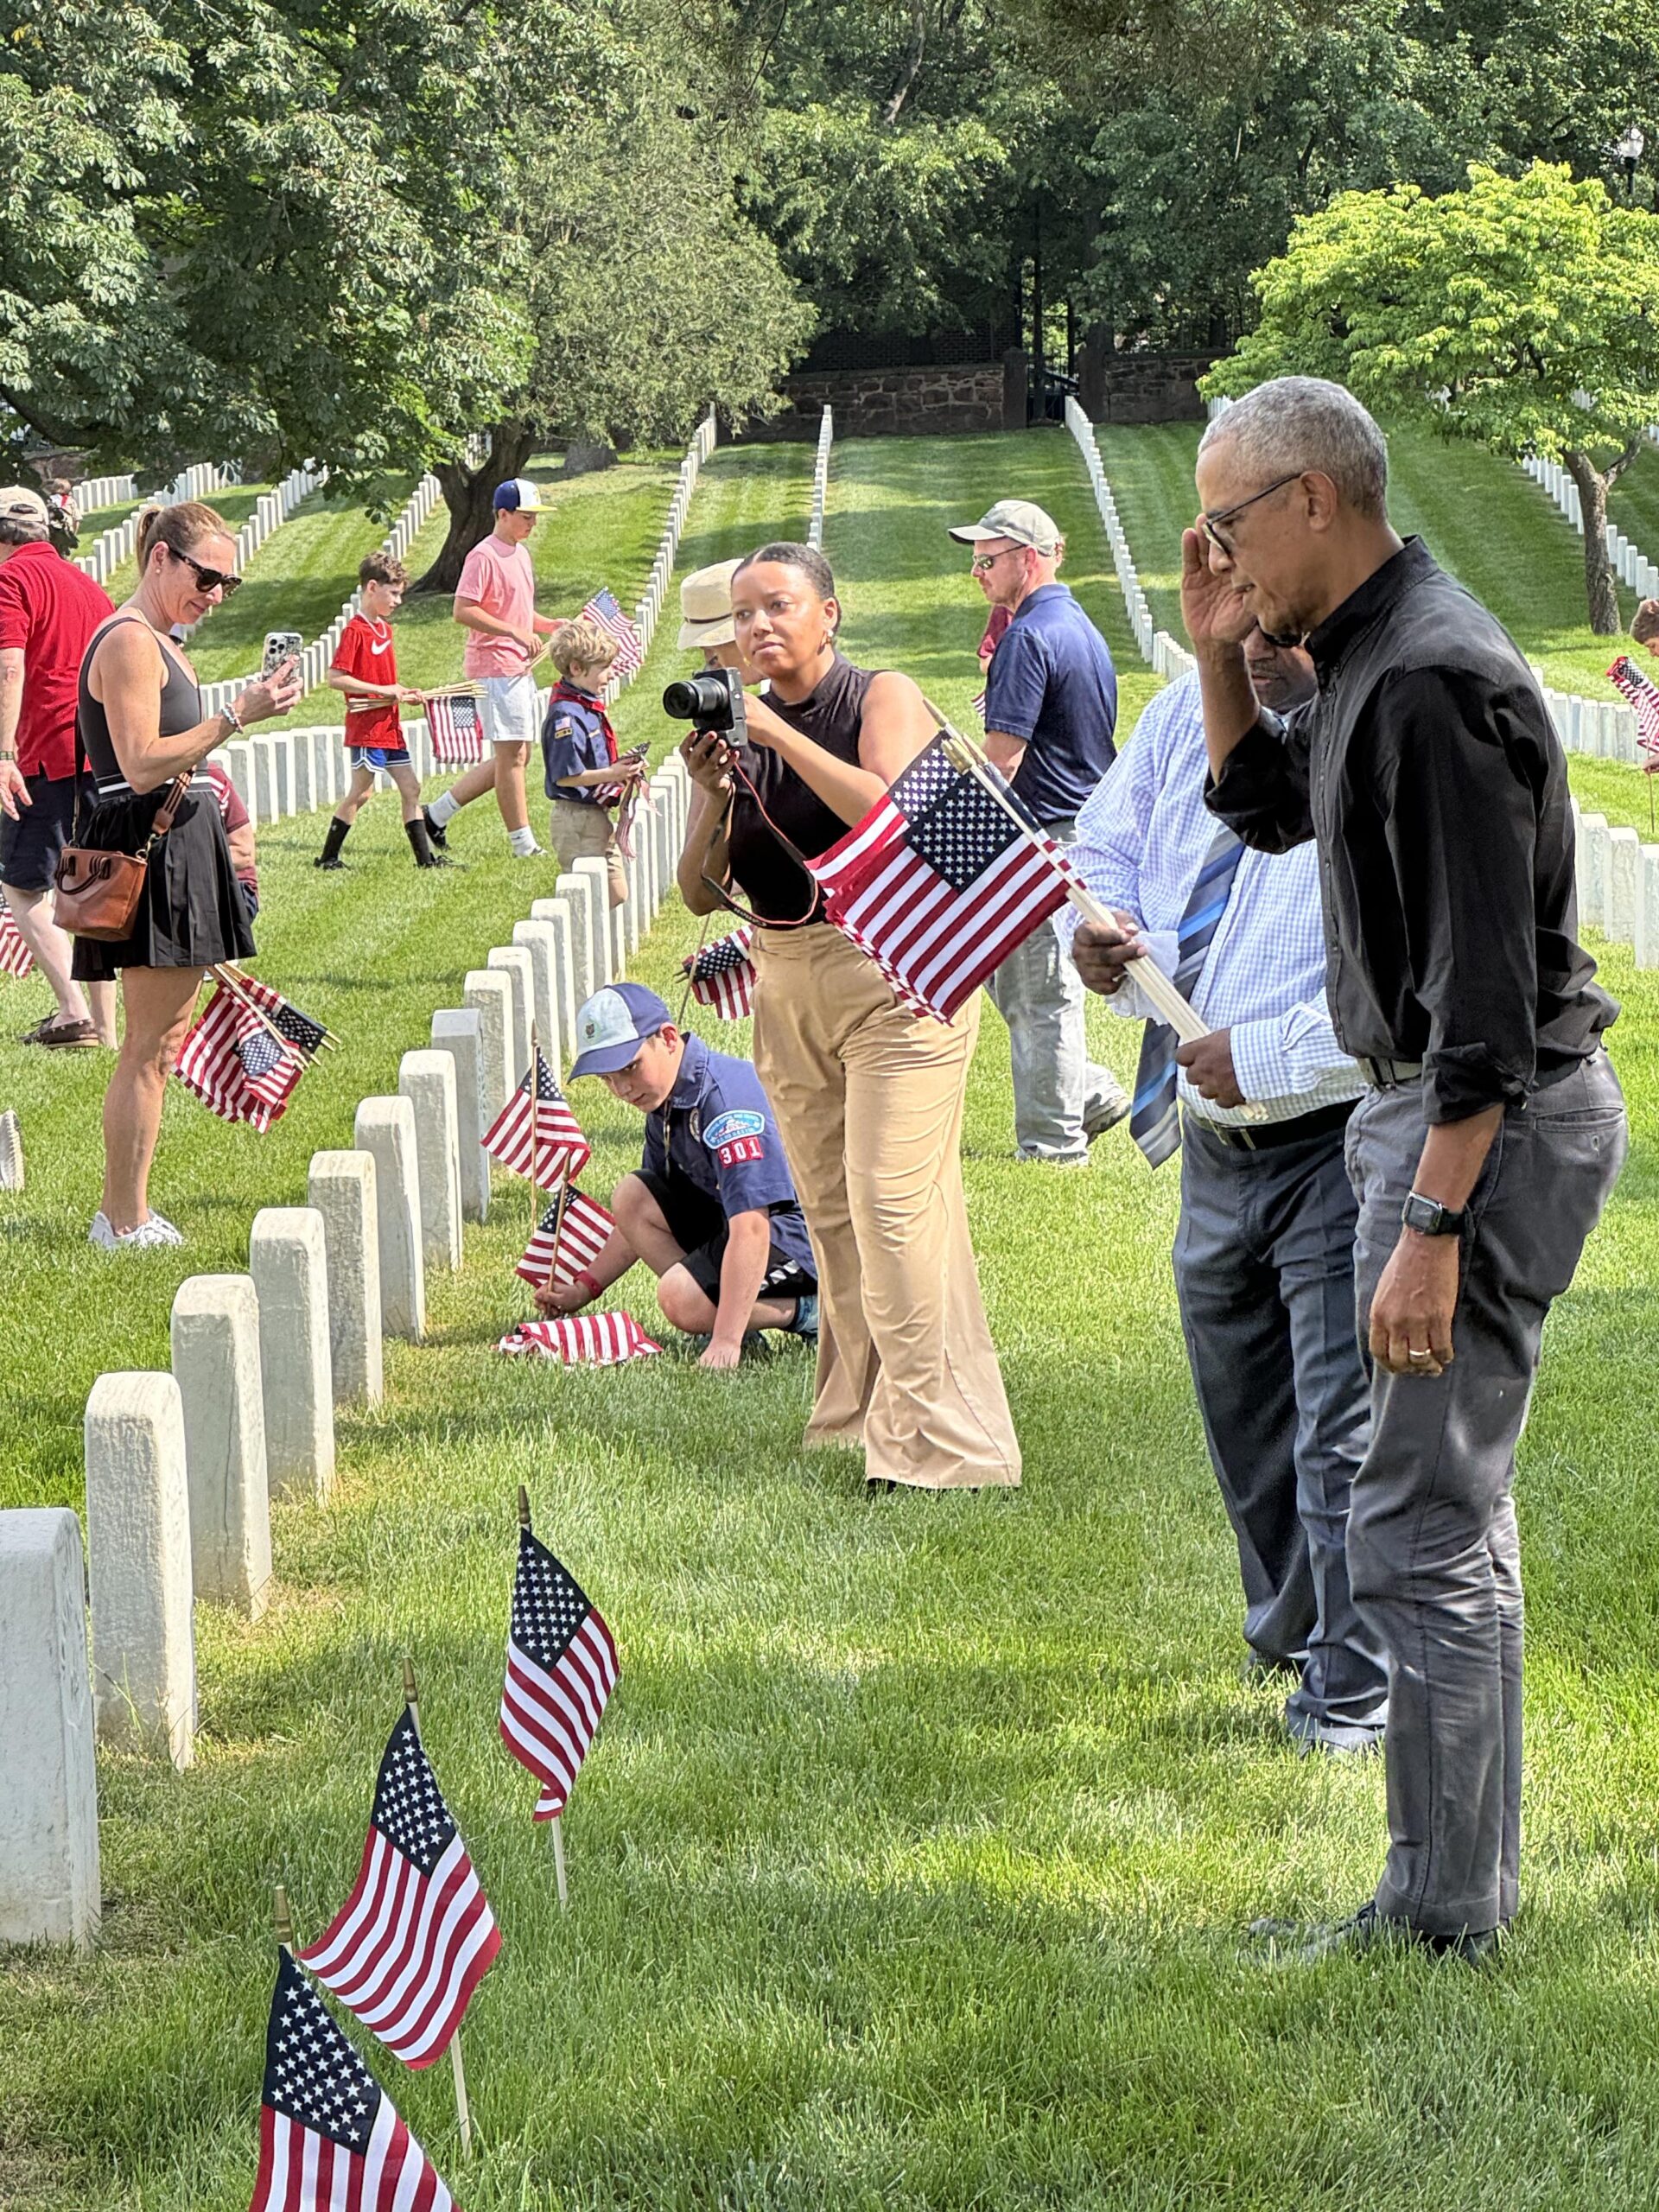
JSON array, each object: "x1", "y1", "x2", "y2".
[{"x1": 263, "y1": 630, "x2": 303, "y2": 675}]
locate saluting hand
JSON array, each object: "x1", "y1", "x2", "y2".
[{"x1": 1180, "y1": 526, "x2": 1258, "y2": 652}]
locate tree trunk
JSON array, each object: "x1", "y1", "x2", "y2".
[
  {"x1": 416, "y1": 421, "x2": 535, "y2": 594},
  {"x1": 1562, "y1": 448, "x2": 1622, "y2": 635}
]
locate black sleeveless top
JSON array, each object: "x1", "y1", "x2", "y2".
[
  {"x1": 727, "y1": 654, "x2": 875, "y2": 925},
  {"x1": 78, "y1": 616, "x2": 202, "y2": 787}
]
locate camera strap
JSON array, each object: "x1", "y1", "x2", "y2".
[{"x1": 696, "y1": 757, "x2": 822, "y2": 931}]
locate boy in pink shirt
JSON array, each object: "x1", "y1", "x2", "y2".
[{"x1": 422, "y1": 479, "x2": 565, "y2": 859}]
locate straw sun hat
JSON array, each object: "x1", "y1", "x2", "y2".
[{"x1": 677, "y1": 557, "x2": 742, "y2": 651}]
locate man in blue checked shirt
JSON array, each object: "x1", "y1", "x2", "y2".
[{"x1": 1063, "y1": 629, "x2": 1387, "y2": 1756}]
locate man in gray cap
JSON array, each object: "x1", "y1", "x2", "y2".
[{"x1": 949, "y1": 498, "x2": 1127, "y2": 1161}]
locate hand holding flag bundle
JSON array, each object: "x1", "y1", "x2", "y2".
[
  {"x1": 0, "y1": 902, "x2": 34, "y2": 979},
  {"x1": 500, "y1": 1513, "x2": 620, "y2": 1818},
  {"x1": 514, "y1": 1182, "x2": 614, "y2": 1287},
  {"x1": 685, "y1": 927, "x2": 756, "y2": 1020},
  {"x1": 424, "y1": 691, "x2": 484, "y2": 765},
  {"x1": 482, "y1": 1046, "x2": 590, "y2": 1182},
  {"x1": 498, "y1": 1311, "x2": 659, "y2": 1363},
  {"x1": 175, "y1": 969, "x2": 332, "y2": 1132},
  {"x1": 296, "y1": 1707, "x2": 499, "y2": 2069}
]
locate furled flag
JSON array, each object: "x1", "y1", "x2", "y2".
[
  {"x1": 580, "y1": 588, "x2": 645, "y2": 680},
  {"x1": 0, "y1": 901, "x2": 34, "y2": 979},
  {"x1": 247, "y1": 1952, "x2": 454, "y2": 2212},
  {"x1": 498, "y1": 1313, "x2": 660, "y2": 1367},
  {"x1": 296, "y1": 1707, "x2": 500, "y2": 2069},
  {"x1": 482, "y1": 1046, "x2": 590, "y2": 1182},
  {"x1": 971, "y1": 686, "x2": 988, "y2": 727},
  {"x1": 1608, "y1": 655, "x2": 1659, "y2": 769},
  {"x1": 425, "y1": 692, "x2": 483, "y2": 766},
  {"x1": 175, "y1": 976, "x2": 327, "y2": 1132},
  {"x1": 499, "y1": 1524, "x2": 621, "y2": 1818},
  {"x1": 687, "y1": 928, "x2": 756, "y2": 1020},
  {"x1": 808, "y1": 735, "x2": 1077, "y2": 1021},
  {"x1": 515, "y1": 1183, "x2": 614, "y2": 1287}
]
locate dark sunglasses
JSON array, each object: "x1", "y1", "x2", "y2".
[
  {"x1": 168, "y1": 544, "x2": 242, "y2": 595},
  {"x1": 1199, "y1": 473, "x2": 1303, "y2": 556}
]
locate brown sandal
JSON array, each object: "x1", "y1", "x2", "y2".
[{"x1": 31, "y1": 1017, "x2": 99, "y2": 1050}]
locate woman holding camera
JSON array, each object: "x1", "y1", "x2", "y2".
[
  {"x1": 73, "y1": 499, "x2": 300, "y2": 1249},
  {"x1": 676, "y1": 541, "x2": 1020, "y2": 1491}
]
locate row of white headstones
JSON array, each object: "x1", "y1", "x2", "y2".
[{"x1": 0, "y1": 754, "x2": 696, "y2": 1954}]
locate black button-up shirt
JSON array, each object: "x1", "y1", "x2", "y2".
[{"x1": 1206, "y1": 538, "x2": 1615, "y2": 1123}]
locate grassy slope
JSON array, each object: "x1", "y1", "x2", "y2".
[{"x1": 3, "y1": 433, "x2": 1659, "y2": 2212}]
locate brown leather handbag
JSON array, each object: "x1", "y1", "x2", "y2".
[{"x1": 55, "y1": 772, "x2": 192, "y2": 942}]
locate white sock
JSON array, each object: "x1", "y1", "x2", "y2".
[
  {"x1": 508, "y1": 825, "x2": 538, "y2": 857},
  {"x1": 429, "y1": 790, "x2": 461, "y2": 829}
]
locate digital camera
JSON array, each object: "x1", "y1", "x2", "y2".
[{"x1": 662, "y1": 667, "x2": 746, "y2": 740}]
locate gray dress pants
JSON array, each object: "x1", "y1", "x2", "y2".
[
  {"x1": 1173, "y1": 1113, "x2": 1388, "y2": 1745},
  {"x1": 1344, "y1": 1052, "x2": 1627, "y2": 1936}
]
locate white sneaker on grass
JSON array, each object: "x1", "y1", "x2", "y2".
[{"x1": 89, "y1": 1211, "x2": 185, "y2": 1251}]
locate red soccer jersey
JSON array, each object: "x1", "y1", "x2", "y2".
[
  {"x1": 330, "y1": 613, "x2": 401, "y2": 747},
  {"x1": 0, "y1": 543, "x2": 115, "y2": 779}
]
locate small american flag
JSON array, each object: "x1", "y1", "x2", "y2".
[
  {"x1": 1608, "y1": 655, "x2": 1659, "y2": 769},
  {"x1": 499, "y1": 1524, "x2": 621, "y2": 1819},
  {"x1": 248, "y1": 1952, "x2": 454, "y2": 2212},
  {"x1": 425, "y1": 692, "x2": 483, "y2": 765},
  {"x1": 809, "y1": 736, "x2": 1077, "y2": 1021},
  {"x1": 580, "y1": 588, "x2": 644, "y2": 680},
  {"x1": 296, "y1": 1707, "x2": 500, "y2": 2070},
  {"x1": 688, "y1": 928, "x2": 756, "y2": 1020},
  {"x1": 0, "y1": 902, "x2": 34, "y2": 979},
  {"x1": 498, "y1": 1312, "x2": 660, "y2": 1367},
  {"x1": 515, "y1": 1183, "x2": 614, "y2": 1287},
  {"x1": 482, "y1": 1046, "x2": 590, "y2": 1182},
  {"x1": 175, "y1": 977, "x2": 322, "y2": 1131},
  {"x1": 971, "y1": 687, "x2": 988, "y2": 726}
]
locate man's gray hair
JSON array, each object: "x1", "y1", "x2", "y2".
[
  {"x1": 0, "y1": 513, "x2": 50, "y2": 550},
  {"x1": 1200, "y1": 377, "x2": 1389, "y2": 519}
]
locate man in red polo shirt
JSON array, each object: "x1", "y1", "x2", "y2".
[{"x1": 0, "y1": 486, "x2": 118, "y2": 1047}]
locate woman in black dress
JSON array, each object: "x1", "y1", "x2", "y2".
[{"x1": 74, "y1": 499, "x2": 301, "y2": 1249}]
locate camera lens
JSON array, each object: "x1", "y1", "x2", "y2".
[{"x1": 662, "y1": 673, "x2": 730, "y2": 720}]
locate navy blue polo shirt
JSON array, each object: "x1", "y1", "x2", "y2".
[
  {"x1": 982, "y1": 582, "x2": 1118, "y2": 822},
  {"x1": 642, "y1": 1035, "x2": 815, "y2": 1269},
  {"x1": 542, "y1": 682, "x2": 616, "y2": 806}
]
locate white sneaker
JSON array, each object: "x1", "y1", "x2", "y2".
[
  {"x1": 89, "y1": 1210, "x2": 185, "y2": 1251},
  {"x1": 142, "y1": 1211, "x2": 185, "y2": 1246}
]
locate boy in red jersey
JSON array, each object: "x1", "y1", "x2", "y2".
[{"x1": 315, "y1": 553, "x2": 444, "y2": 869}]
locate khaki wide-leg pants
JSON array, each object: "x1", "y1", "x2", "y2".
[{"x1": 752, "y1": 925, "x2": 1020, "y2": 1491}]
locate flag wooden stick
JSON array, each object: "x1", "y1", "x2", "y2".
[
  {"x1": 518, "y1": 1484, "x2": 531, "y2": 1529},
  {"x1": 401, "y1": 1653, "x2": 474, "y2": 2158},
  {"x1": 542, "y1": 1180, "x2": 570, "y2": 1294},
  {"x1": 529, "y1": 1025, "x2": 541, "y2": 1295},
  {"x1": 273, "y1": 1884, "x2": 295, "y2": 1954}
]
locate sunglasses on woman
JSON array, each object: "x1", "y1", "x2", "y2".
[{"x1": 168, "y1": 545, "x2": 242, "y2": 595}]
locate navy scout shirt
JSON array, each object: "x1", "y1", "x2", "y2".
[
  {"x1": 642, "y1": 1035, "x2": 815, "y2": 1269},
  {"x1": 542, "y1": 681, "x2": 617, "y2": 805},
  {"x1": 983, "y1": 582, "x2": 1118, "y2": 823}
]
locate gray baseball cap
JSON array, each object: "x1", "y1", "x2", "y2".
[{"x1": 948, "y1": 499, "x2": 1063, "y2": 554}]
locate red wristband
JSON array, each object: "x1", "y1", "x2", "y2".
[{"x1": 575, "y1": 1268, "x2": 602, "y2": 1300}]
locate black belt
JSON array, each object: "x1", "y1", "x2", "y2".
[{"x1": 1185, "y1": 1096, "x2": 1357, "y2": 1152}]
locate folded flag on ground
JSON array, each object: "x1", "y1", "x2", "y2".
[
  {"x1": 499, "y1": 1522, "x2": 621, "y2": 1818},
  {"x1": 1608, "y1": 655, "x2": 1659, "y2": 766},
  {"x1": 424, "y1": 692, "x2": 483, "y2": 766},
  {"x1": 248, "y1": 1952, "x2": 454, "y2": 2212},
  {"x1": 175, "y1": 974, "x2": 327, "y2": 1132},
  {"x1": 296, "y1": 1706, "x2": 499, "y2": 2070},
  {"x1": 514, "y1": 1182, "x2": 614, "y2": 1287},
  {"x1": 0, "y1": 902, "x2": 34, "y2": 979},
  {"x1": 482, "y1": 1046, "x2": 590, "y2": 1182},
  {"x1": 687, "y1": 927, "x2": 756, "y2": 1020},
  {"x1": 498, "y1": 1311, "x2": 658, "y2": 1365},
  {"x1": 808, "y1": 734, "x2": 1077, "y2": 1021},
  {"x1": 580, "y1": 587, "x2": 645, "y2": 681}
]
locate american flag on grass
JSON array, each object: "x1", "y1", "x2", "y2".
[
  {"x1": 514, "y1": 1183, "x2": 614, "y2": 1287},
  {"x1": 0, "y1": 901, "x2": 34, "y2": 979},
  {"x1": 498, "y1": 1312, "x2": 660, "y2": 1366},
  {"x1": 296, "y1": 1707, "x2": 499, "y2": 2070},
  {"x1": 1609, "y1": 655, "x2": 1659, "y2": 768},
  {"x1": 499, "y1": 1525, "x2": 621, "y2": 1817},
  {"x1": 175, "y1": 977, "x2": 326, "y2": 1132},
  {"x1": 248, "y1": 1953, "x2": 454, "y2": 2212},
  {"x1": 424, "y1": 692, "x2": 483, "y2": 765},
  {"x1": 482, "y1": 1046, "x2": 590, "y2": 1182},
  {"x1": 580, "y1": 588, "x2": 644, "y2": 680},
  {"x1": 687, "y1": 928, "x2": 755, "y2": 1020},
  {"x1": 808, "y1": 736, "x2": 1078, "y2": 1021}
]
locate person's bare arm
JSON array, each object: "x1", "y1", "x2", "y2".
[
  {"x1": 0, "y1": 649, "x2": 28, "y2": 818},
  {"x1": 702, "y1": 1210, "x2": 773, "y2": 1368},
  {"x1": 532, "y1": 1223, "x2": 637, "y2": 1317},
  {"x1": 92, "y1": 627, "x2": 299, "y2": 793},
  {"x1": 1368, "y1": 1106, "x2": 1503, "y2": 1377},
  {"x1": 677, "y1": 731, "x2": 735, "y2": 915},
  {"x1": 327, "y1": 670, "x2": 410, "y2": 702},
  {"x1": 982, "y1": 728, "x2": 1027, "y2": 778},
  {"x1": 454, "y1": 595, "x2": 544, "y2": 662},
  {"x1": 226, "y1": 818, "x2": 257, "y2": 880}
]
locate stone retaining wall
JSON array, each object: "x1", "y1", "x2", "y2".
[{"x1": 747, "y1": 361, "x2": 1011, "y2": 441}]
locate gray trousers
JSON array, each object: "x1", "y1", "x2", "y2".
[
  {"x1": 1345, "y1": 1052, "x2": 1627, "y2": 1936},
  {"x1": 1173, "y1": 1113, "x2": 1388, "y2": 1744},
  {"x1": 986, "y1": 815, "x2": 1125, "y2": 1160}
]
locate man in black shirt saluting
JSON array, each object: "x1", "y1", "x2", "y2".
[{"x1": 1184, "y1": 375, "x2": 1626, "y2": 1961}]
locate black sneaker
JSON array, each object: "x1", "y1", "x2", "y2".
[
  {"x1": 314, "y1": 855, "x2": 346, "y2": 871},
  {"x1": 421, "y1": 805, "x2": 448, "y2": 850}
]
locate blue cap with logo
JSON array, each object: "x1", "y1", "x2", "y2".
[
  {"x1": 569, "y1": 982, "x2": 674, "y2": 1077},
  {"x1": 492, "y1": 478, "x2": 544, "y2": 512}
]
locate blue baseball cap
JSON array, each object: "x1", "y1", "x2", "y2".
[
  {"x1": 569, "y1": 983, "x2": 675, "y2": 1077},
  {"x1": 492, "y1": 478, "x2": 543, "y2": 512}
]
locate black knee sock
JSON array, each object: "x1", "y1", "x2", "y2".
[
  {"x1": 404, "y1": 815, "x2": 436, "y2": 867},
  {"x1": 319, "y1": 816, "x2": 351, "y2": 865}
]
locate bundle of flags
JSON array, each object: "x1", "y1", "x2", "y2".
[
  {"x1": 0, "y1": 901, "x2": 33, "y2": 979},
  {"x1": 580, "y1": 587, "x2": 645, "y2": 682},
  {"x1": 174, "y1": 970, "x2": 330, "y2": 1132},
  {"x1": 808, "y1": 734, "x2": 1077, "y2": 1021},
  {"x1": 515, "y1": 1183, "x2": 614, "y2": 1287},
  {"x1": 1608, "y1": 654, "x2": 1659, "y2": 768},
  {"x1": 498, "y1": 1312, "x2": 659, "y2": 1364},
  {"x1": 482, "y1": 1047, "x2": 589, "y2": 1183},
  {"x1": 500, "y1": 1519, "x2": 620, "y2": 1818},
  {"x1": 424, "y1": 691, "x2": 483, "y2": 766},
  {"x1": 687, "y1": 927, "x2": 756, "y2": 1020}
]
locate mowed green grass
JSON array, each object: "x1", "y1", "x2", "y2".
[{"x1": 4, "y1": 435, "x2": 1659, "y2": 2211}]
